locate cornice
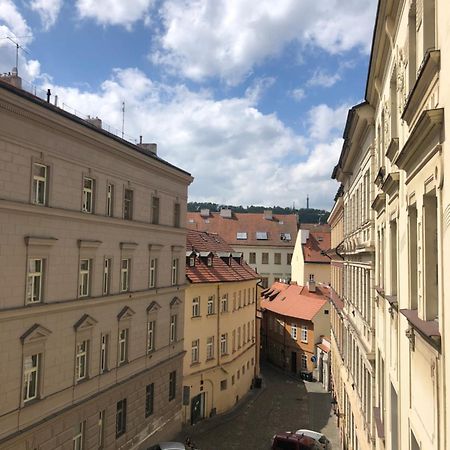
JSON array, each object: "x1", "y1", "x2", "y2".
[
  {"x1": 380, "y1": 172, "x2": 400, "y2": 198},
  {"x1": 385, "y1": 137, "x2": 399, "y2": 163},
  {"x1": 371, "y1": 193, "x2": 386, "y2": 215}
]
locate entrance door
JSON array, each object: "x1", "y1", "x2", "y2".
[
  {"x1": 291, "y1": 351, "x2": 297, "y2": 373},
  {"x1": 190, "y1": 392, "x2": 205, "y2": 425}
]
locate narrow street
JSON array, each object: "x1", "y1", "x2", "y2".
[{"x1": 176, "y1": 363, "x2": 340, "y2": 449}]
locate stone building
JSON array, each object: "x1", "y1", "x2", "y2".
[
  {"x1": 182, "y1": 230, "x2": 259, "y2": 425},
  {"x1": 0, "y1": 77, "x2": 192, "y2": 449}
]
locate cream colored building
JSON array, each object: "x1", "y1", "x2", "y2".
[
  {"x1": 182, "y1": 230, "x2": 259, "y2": 425},
  {"x1": 0, "y1": 76, "x2": 192, "y2": 449},
  {"x1": 332, "y1": 101, "x2": 376, "y2": 450}
]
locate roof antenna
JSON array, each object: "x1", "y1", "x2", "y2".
[
  {"x1": 121, "y1": 101, "x2": 125, "y2": 139},
  {"x1": 2, "y1": 36, "x2": 31, "y2": 75}
]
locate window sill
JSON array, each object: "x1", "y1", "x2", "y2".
[
  {"x1": 191, "y1": 315, "x2": 202, "y2": 319},
  {"x1": 205, "y1": 357, "x2": 215, "y2": 362},
  {"x1": 190, "y1": 362, "x2": 200, "y2": 367},
  {"x1": 206, "y1": 312, "x2": 216, "y2": 316},
  {"x1": 75, "y1": 376, "x2": 90, "y2": 385},
  {"x1": 22, "y1": 397, "x2": 41, "y2": 407}
]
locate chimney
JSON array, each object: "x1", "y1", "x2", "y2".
[
  {"x1": 86, "y1": 116, "x2": 102, "y2": 128},
  {"x1": 307, "y1": 280, "x2": 316, "y2": 292},
  {"x1": 200, "y1": 209, "x2": 210, "y2": 218},
  {"x1": 300, "y1": 229, "x2": 310, "y2": 244},
  {"x1": 263, "y1": 209, "x2": 273, "y2": 220},
  {"x1": 220, "y1": 208, "x2": 232, "y2": 218},
  {"x1": 0, "y1": 68, "x2": 22, "y2": 89},
  {"x1": 137, "y1": 142, "x2": 157, "y2": 155}
]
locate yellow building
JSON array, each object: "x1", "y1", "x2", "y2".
[{"x1": 182, "y1": 230, "x2": 259, "y2": 425}]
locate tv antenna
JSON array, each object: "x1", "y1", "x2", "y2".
[{"x1": 0, "y1": 36, "x2": 32, "y2": 75}]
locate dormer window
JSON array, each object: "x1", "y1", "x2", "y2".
[
  {"x1": 186, "y1": 251, "x2": 197, "y2": 267},
  {"x1": 256, "y1": 232, "x2": 268, "y2": 240},
  {"x1": 207, "y1": 256, "x2": 213, "y2": 267},
  {"x1": 280, "y1": 233, "x2": 291, "y2": 241},
  {"x1": 190, "y1": 257, "x2": 195, "y2": 267},
  {"x1": 236, "y1": 232, "x2": 247, "y2": 240}
]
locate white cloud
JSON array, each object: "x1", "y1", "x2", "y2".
[
  {"x1": 307, "y1": 69, "x2": 341, "y2": 88},
  {"x1": 290, "y1": 88, "x2": 305, "y2": 102},
  {"x1": 41, "y1": 68, "x2": 347, "y2": 209},
  {"x1": 307, "y1": 103, "x2": 350, "y2": 142},
  {"x1": 30, "y1": 0, "x2": 62, "y2": 30},
  {"x1": 151, "y1": 0, "x2": 376, "y2": 84},
  {"x1": 76, "y1": 0, "x2": 154, "y2": 28}
]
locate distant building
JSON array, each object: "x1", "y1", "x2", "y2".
[
  {"x1": 183, "y1": 230, "x2": 259, "y2": 425},
  {"x1": 291, "y1": 224, "x2": 331, "y2": 286},
  {"x1": 187, "y1": 209, "x2": 298, "y2": 288},
  {"x1": 0, "y1": 77, "x2": 192, "y2": 449},
  {"x1": 260, "y1": 282, "x2": 330, "y2": 376}
]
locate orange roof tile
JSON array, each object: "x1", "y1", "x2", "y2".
[
  {"x1": 260, "y1": 282, "x2": 328, "y2": 321},
  {"x1": 302, "y1": 230, "x2": 331, "y2": 263}
]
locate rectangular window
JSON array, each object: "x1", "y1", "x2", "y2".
[
  {"x1": 287, "y1": 253, "x2": 293, "y2": 265},
  {"x1": 32, "y1": 163, "x2": 48, "y2": 205},
  {"x1": 309, "y1": 273, "x2": 315, "y2": 281},
  {"x1": 73, "y1": 421, "x2": 85, "y2": 450},
  {"x1": 100, "y1": 334, "x2": 108, "y2": 374},
  {"x1": 82, "y1": 177, "x2": 94, "y2": 213},
  {"x1": 301, "y1": 325, "x2": 308, "y2": 343},
  {"x1": 171, "y1": 258, "x2": 178, "y2": 285},
  {"x1": 207, "y1": 295, "x2": 215, "y2": 315},
  {"x1": 123, "y1": 189, "x2": 133, "y2": 220},
  {"x1": 191, "y1": 339, "x2": 199, "y2": 363},
  {"x1": 145, "y1": 383, "x2": 154, "y2": 417},
  {"x1": 174, "y1": 202, "x2": 180, "y2": 228},
  {"x1": 249, "y1": 252, "x2": 256, "y2": 264},
  {"x1": 116, "y1": 399, "x2": 127, "y2": 438},
  {"x1": 238, "y1": 327, "x2": 241, "y2": 348},
  {"x1": 221, "y1": 294, "x2": 228, "y2": 312},
  {"x1": 79, "y1": 259, "x2": 91, "y2": 297},
  {"x1": 151, "y1": 196, "x2": 160, "y2": 225},
  {"x1": 120, "y1": 258, "x2": 130, "y2": 292},
  {"x1": 98, "y1": 410, "x2": 105, "y2": 448},
  {"x1": 149, "y1": 258, "x2": 157, "y2": 288},
  {"x1": 75, "y1": 340, "x2": 89, "y2": 382},
  {"x1": 23, "y1": 353, "x2": 40, "y2": 402},
  {"x1": 147, "y1": 320, "x2": 156, "y2": 353},
  {"x1": 262, "y1": 253, "x2": 269, "y2": 264},
  {"x1": 220, "y1": 379, "x2": 227, "y2": 391},
  {"x1": 118, "y1": 329, "x2": 128, "y2": 365},
  {"x1": 103, "y1": 258, "x2": 111, "y2": 295},
  {"x1": 192, "y1": 297, "x2": 200, "y2": 317},
  {"x1": 26, "y1": 258, "x2": 44, "y2": 303},
  {"x1": 236, "y1": 232, "x2": 247, "y2": 240},
  {"x1": 274, "y1": 253, "x2": 281, "y2": 265},
  {"x1": 301, "y1": 354, "x2": 307, "y2": 370},
  {"x1": 291, "y1": 323, "x2": 297, "y2": 340},
  {"x1": 220, "y1": 333, "x2": 228, "y2": 355},
  {"x1": 106, "y1": 183, "x2": 114, "y2": 217},
  {"x1": 169, "y1": 370, "x2": 176, "y2": 401},
  {"x1": 206, "y1": 336, "x2": 214, "y2": 359},
  {"x1": 170, "y1": 315, "x2": 177, "y2": 343}
]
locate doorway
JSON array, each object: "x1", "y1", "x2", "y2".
[{"x1": 190, "y1": 392, "x2": 205, "y2": 425}]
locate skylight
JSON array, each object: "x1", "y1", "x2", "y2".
[
  {"x1": 280, "y1": 232, "x2": 291, "y2": 241},
  {"x1": 256, "y1": 232, "x2": 268, "y2": 240},
  {"x1": 236, "y1": 232, "x2": 247, "y2": 240}
]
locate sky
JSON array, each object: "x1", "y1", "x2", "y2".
[{"x1": 0, "y1": 0, "x2": 377, "y2": 210}]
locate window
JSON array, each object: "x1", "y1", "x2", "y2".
[
  {"x1": 151, "y1": 196, "x2": 160, "y2": 224},
  {"x1": 170, "y1": 315, "x2": 177, "y2": 343},
  {"x1": 171, "y1": 258, "x2": 178, "y2": 285},
  {"x1": 79, "y1": 259, "x2": 91, "y2": 297},
  {"x1": 174, "y1": 202, "x2": 180, "y2": 227},
  {"x1": 75, "y1": 340, "x2": 89, "y2": 382},
  {"x1": 169, "y1": 370, "x2": 176, "y2": 401},
  {"x1": 73, "y1": 421, "x2": 85, "y2": 450},
  {"x1": 262, "y1": 253, "x2": 269, "y2": 264},
  {"x1": 238, "y1": 291, "x2": 242, "y2": 308},
  {"x1": 116, "y1": 399, "x2": 127, "y2": 438},
  {"x1": 82, "y1": 177, "x2": 94, "y2": 213},
  {"x1": 23, "y1": 354, "x2": 40, "y2": 402},
  {"x1": 98, "y1": 410, "x2": 105, "y2": 448},
  {"x1": 145, "y1": 383, "x2": 154, "y2": 417},
  {"x1": 100, "y1": 334, "x2": 108, "y2": 373},
  {"x1": 149, "y1": 258, "x2": 157, "y2": 288},
  {"x1": 301, "y1": 354, "x2": 307, "y2": 370},
  {"x1": 247, "y1": 321, "x2": 251, "y2": 341},
  {"x1": 220, "y1": 379, "x2": 227, "y2": 391},
  {"x1": 123, "y1": 189, "x2": 133, "y2": 220},
  {"x1": 236, "y1": 232, "x2": 247, "y2": 240},
  {"x1": 237, "y1": 327, "x2": 241, "y2": 348},
  {"x1": 249, "y1": 252, "x2": 256, "y2": 264},
  {"x1": 309, "y1": 273, "x2": 315, "y2": 281},
  {"x1": 274, "y1": 253, "x2": 281, "y2": 265},
  {"x1": 26, "y1": 258, "x2": 44, "y2": 303},
  {"x1": 291, "y1": 324, "x2": 297, "y2": 340},
  {"x1": 260, "y1": 277, "x2": 269, "y2": 289},
  {"x1": 281, "y1": 232, "x2": 291, "y2": 241},
  {"x1": 147, "y1": 321, "x2": 155, "y2": 353},
  {"x1": 301, "y1": 325, "x2": 308, "y2": 343},
  {"x1": 256, "y1": 231, "x2": 268, "y2": 240},
  {"x1": 191, "y1": 339, "x2": 199, "y2": 364},
  {"x1": 192, "y1": 297, "x2": 200, "y2": 317},
  {"x1": 103, "y1": 258, "x2": 111, "y2": 295},
  {"x1": 207, "y1": 295, "x2": 215, "y2": 315},
  {"x1": 120, "y1": 259, "x2": 130, "y2": 292},
  {"x1": 287, "y1": 253, "x2": 293, "y2": 265},
  {"x1": 106, "y1": 183, "x2": 114, "y2": 217},
  {"x1": 220, "y1": 333, "x2": 228, "y2": 355},
  {"x1": 206, "y1": 336, "x2": 214, "y2": 359},
  {"x1": 118, "y1": 328, "x2": 128, "y2": 365},
  {"x1": 221, "y1": 294, "x2": 228, "y2": 312},
  {"x1": 32, "y1": 163, "x2": 48, "y2": 205}
]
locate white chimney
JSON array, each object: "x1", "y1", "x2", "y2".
[
  {"x1": 307, "y1": 280, "x2": 316, "y2": 292},
  {"x1": 0, "y1": 68, "x2": 22, "y2": 89},
  {"x1": 263, "y1": 210, "x2": 273, "y2": 220},
  {"x1": 200, "y1": 209, "x2": 210, "y2": 218},
  {"x1": 86, "y1": 116, "x2": 102, "y2": 128},
  {"x1": 137, "y1": 142, "x2": 157, "y2": 155}
]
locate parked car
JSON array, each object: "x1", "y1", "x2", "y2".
[
  {"x1": 295, "y1": 429, "x2": 331, "y2": 449},
  {"x1": 148, "y1": 443, "x2": 186, "y2": 450},
  {"x1": 271, "y1": 431, "x2": 321, "y2": 450}
]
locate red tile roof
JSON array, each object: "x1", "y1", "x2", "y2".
[
  {"x1": 186, "y1": 230, "x2": 259, "y2": 284},
  {"x1": 260, "y1": 282, "x2": 328, "y2": 321},
  {"x1": 187, "y1": 211, "x2": 298, "y2": 247},
  {"x1": 302, "y1": 230, "x2": 331, "y2": 263}
]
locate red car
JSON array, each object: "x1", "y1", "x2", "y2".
[{"x1": 272, "y1": 431, "x2": 321, "y2": 450}]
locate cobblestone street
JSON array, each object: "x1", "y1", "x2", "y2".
[{"x1": 176, "y1": 363, "x2": 340, "y2": 450}]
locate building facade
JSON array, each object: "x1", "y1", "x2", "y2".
[
  {"x1": 186, "y1": 209, "x2": 298, "y2": 288},
  {"x1": 332, "y1": 102, "x2": 376, "y2": 450},
  {"x1": 0, "y1": 78, "x2": 192, "y2": 449},
  {"x1": 183, "y1": 230, "x2": 259, "y2": 425}
]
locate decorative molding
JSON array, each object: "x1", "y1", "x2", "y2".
[
  {"x1": 148, "y1": 243, "x2": 164, "y2": 252},
  {"x1": 170, "y1": 297, "x2": 182, "y2": 307},
  {"x1": 171, "y1": 245, "x2": 184, "y2": 253},
  {"x1": 120, "y1": 242, "x2": 138, "y2": 251},
  {"x1": 73, "y1": 314, "x2": 98, "y2": 331},
  {"x1": 385, "y1": 137, "x2": 399, "y2": 162},
  {"x1": 371, "y1": 193, "x2": 386, "y2": 214},
  {"x1": 20, "y1": 323, "x2": 52, "y2": 343},
  {"x1": 78, "y1": 239, "x2": 102, "y2": 249},
  {"x1": 25, "y1": 236, "x2": 58, "y2": 247},
  {"x1": 117, "y1": 306, "x2": 135, "y2": 321},
  {"x1": 381, "y1": 172, "x2": 400, "y2": 198},
  {"x1": 147, "y1": 301, "x2": 161, "y2": 313}
]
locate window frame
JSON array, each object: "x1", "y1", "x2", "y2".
[
  {"x1": 147, "y1": 320, "x2": 155, "y2": 353},
  {"x1": 118, "y1": 328, "x2": 128, "y2": 365},
  {"x1": 170, "y1": 314, "x2": 177, "y2": 343},
  {"x1": 174, "y1": 202, "x2": 181, "y2": 228},
  {"x1": 249, "y1": 252, "x2": 256, "y2": 264},
  {"x1": 207, "y1": 295, "x2": 215, "y2": 315},
  {"x1": 100, "y1": 334, "x2": 108, "y2": 374},
  {"x1": 220, "y1": 333, "x2": 228, "y2": 355},
  {"x1": 123, "y1": 188, "x2": 133, "y2": 220},
  {"x1": 79, "y1": 259, "x2": 91, "y2": 298},
  {"x1": 26, "y1": 258, "x2": 44, "y2": 304},
  {"x1": 291, "y1": 323, "x2": 298, "y2": 340},
  {"x1": 82, "y1": 177, "x2": 94, "y2": 213},
  {"x1": 301, "y1": 325, "x2": 308, "y2": 343},
  {"x1": 262, "y1": 252, "x2": 269, "y2": 264},
  {"x1": 192, "y1": 297, "x2": 201, "y2": 317},
  {"x1": 120, "y1": 258, "x2": 130, "y2": 292},
  {"x1": 73, "y1": 421, "x2": 85, "y2": 450},
  {"x1": 191, "y1": 338, "x2": 200, "y2": 364},
  {"x1": 220, "y1": 294, "x2": 228, "y2": 313},
  {"x1": 75, "y1": 340, "x2": 89, "y2": 382},
  {"x1": 206, "y1": 336, "x2": 214, "y2": 359},
  {"x1": 149, "y1": 258, "x2": 157, "y2": 288},
  {"x1": 151, "y1": 196, "x2": 160, "y2": 225},
  {"x1": 116, "y1": 399, "x2": 127, "y2": 438},
  {"x1": 102, "y1": 258, "x2": 111, "y2": 295},
  {"x1": 274, "y1": 253, "x2": 281, "y2": 265},
  {"x1": 169, "y1": 370, "x2": 176, "y2": 401},
  {"x1": 32, "y1": 162, "x2": 48, "y2": 206},
  {"x1": 171, "y1": 258, "x2": 179, "y2": 286},
  {"x1": 23, "y1": 353, "x2": 40, "y2": 403},
  {"x1": 106, "y1": 183, "x2": 114, "y2": 217},
  {"x1": 145, "y1": 383, "x2": 154, "y2": 417}
]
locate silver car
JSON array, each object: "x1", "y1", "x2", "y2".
[{"x1": 148, "y1": 443, "x2": 186, "y2": 450}]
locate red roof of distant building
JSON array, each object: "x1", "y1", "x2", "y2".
[
  {"x1": 187, "y1": 211, "x2": 298, "y2": 247},
  {"x1": 302, "y1": 230, "x2": 331, "y2": 264},
  {"x1": 260, "y1": 282, "x2": 328, "y2": 321},
  {"x1": 186, "y1": 230, "x2": 259, "y2": 284}
]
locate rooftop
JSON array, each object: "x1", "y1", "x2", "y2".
[{"x1": 302, "y1": 230, "x2": 331, "y2": 264}]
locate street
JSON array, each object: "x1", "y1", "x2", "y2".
[{"x1": 176, "y1": 363, "x2": 340, "y2": 449}]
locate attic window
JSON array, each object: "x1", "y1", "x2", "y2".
[
  {"x1": 236, "y1": 232, "x2": 247, "y2": 240},
  {"x1": 207, "y1": 256, "x2": 213, "y2": 267},
  {"x1": 256, "y1": 232, "x2": 268, "y2": 240},
  {"x1": 188, "y1": 219, "x2": 195, "y2": 223},
  {"x1": 189, "y1": 257, "x2": 195, "y2": 267},
  {"x1": 280, "y1": 233, "x2": 291, "y2": 241}
]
